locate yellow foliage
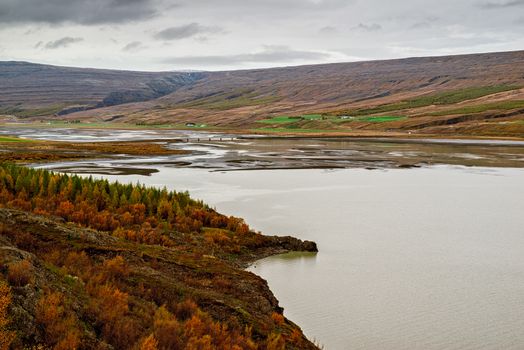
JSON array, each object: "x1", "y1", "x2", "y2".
[
  {"x1": 0, "y1": 281, "x2": 15, "y2": 350},
  {"x1": 7, "y1": 259, "x2": 34, "y2": 286},
  {"x1": 139, "y1": 334, "x2": 159, "y2": 350}
]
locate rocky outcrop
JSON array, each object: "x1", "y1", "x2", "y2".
[{"x1": 274, "y1": 235, "x2": 318, "y2": 252}]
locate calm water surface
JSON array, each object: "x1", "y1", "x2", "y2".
[{"x1": 25, "y1": 128, "x2": 524, "y2": 350}]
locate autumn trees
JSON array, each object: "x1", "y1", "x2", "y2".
[
  {"x1": 0, "y1": 281, "x2": 15, "y2": 350},
  {"x1": 0, "y1": 164, "x2": 252, "y2": 252},
  {"x1": 0, "y1": 164, "x2": 310, "y2": 349}
]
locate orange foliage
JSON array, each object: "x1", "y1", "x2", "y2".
[
  {"x1": 35, "y1": 291, "x2": 81, "y2": 348},
  {"x1": 153, "y1": 306, "x2": 183, "y2": 350},
  {"x1": 101, "y1": 256, "x2": 129, "y2": 281},
  {"x1": 88, "y1": 285, "x2": 129, "y2": 324},
  {"x1": 7, "y1": 259, "x2": 33, "y2": 287},
  {"x1": 271, "y1": 312, "x2": 285, "y2": 326},
  {"x1": 0, "y1": 164, "x2": 256, "y2": 251},
  {"x1": 139, "y1": 334, "x2": 159, "y2": 350},
  {"x1": 0, "y1": 281, "x2": 15, "y2": 350},
  {"x1": 289, "y1": 328, "x2": 303, "y2": 346},
  {"x1": 54, "y1": 331, "x2": 81, "y2": 350},
  {"x1": 64, "y1": 251, "x2": 92, "y2": 280},
  {"x1": 266, "y1": 332, "x2": 285, "y2": 350},
  {"x1": 0, "y1": 164, "x2": 303, "y2": 350}
]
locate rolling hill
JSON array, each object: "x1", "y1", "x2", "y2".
[
  {"x1": 0, "y1": 61, "x2": 204, "y2": 117},
  {"x1": 2, "y1": 50, "x2": 524, "y2": 138}
]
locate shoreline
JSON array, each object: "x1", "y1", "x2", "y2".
[
  {"x1": 2, "y1": 122, "x2": 524, "y2": 142},
  {"x1": 0, "y1": 162, "x2": 321, "y2": 349}
]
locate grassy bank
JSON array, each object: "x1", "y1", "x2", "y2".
[{"x1": 0, "y1": 136, "x2": 31, "y2": 142}]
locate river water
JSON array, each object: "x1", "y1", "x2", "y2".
[{"x1": 13, "y1": 127, "x2": 524, "y2": 350}]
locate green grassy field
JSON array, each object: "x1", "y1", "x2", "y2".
[
  {"x1": 302, "y1": 114, "x2": 323, "y2": 120},
  {"x1": 336, "y1": 85, "x2": 521, "y2": 116},
  {"x1": 357, "y1": 116, "x2": 406, "y2": 122},
  {"x1": 257, "y1": 114, "x2": 324, "y2": 124},
  {"x1": 256, "y1": 113, "x2": 406, "y2": 131},
  {"x1": 0, "y1": 136, "x2": 31, "y2": 142},
  {"x1": 253, "y1": 127, "x2": 341, "y2": 133},
  {"x1": 183, "y1": 123, "x2": 208, "y2": 128},
  {"x1": 429, "y1": 100, "x2": 524, "y2": 116}
]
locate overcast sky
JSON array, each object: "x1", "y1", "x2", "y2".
[{"x1": 0, "y1": 0, "x2": 523, "y2": 71}]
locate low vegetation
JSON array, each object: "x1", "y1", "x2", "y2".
[
  {"x1": 0, "y1": 281, "x2": 15, "y2": 349},
  {"x1": 428, "y1": 100, "x2": 524, "y2": 116},
  {"x1": 176, "y1": 89, "x2": 281, "y2": 111},
  {"x1": 356, "y1": 116, "x2": 406, "y2": 123},
  {"x1": 335, "y1": 85, "x2": 521, "y2": 116},
  {"x1": 0, "y1": 136, "x2": 31, "y2": 143},
  {"x1": 0, "y1": 139, "x2": 187, "y2": 163},
  {"x1": 257, "y1": 115, "x2": 324, "y2": 125},
  {"x1": 0, "y1": 104, "x2": 70, "y2": 118},
  {"x1": 257, "y1": 116, "x2": 303, "y2": 124},
  {"x1": 256, "y1": 114, "x2": 407, "y2": 133}
]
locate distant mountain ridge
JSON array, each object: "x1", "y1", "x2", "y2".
[
  {"x1": 0, "y1": 61, "x2": 205, "y2": 116},
  {"x1": 1, "y1": 50, "x2": 524, "y2": 138}
]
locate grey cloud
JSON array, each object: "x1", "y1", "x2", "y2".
[
  {"x1": 410, "y1": 16, "x2": 439, "y2": 29},
  {"x1": 0, "y1": 0, "x2": 158, "y2": 25},
  {"x1": 161, "y1": 46, "x2": 331, "y2": 67},
  {"x1": 319, "y1": 26, "x2": 338, "y2": 34},
  {"x1": 180, "y1": 0, "x2": 352, "y2": 13},
  {"x1": 353, "y1": 23, "x2": 382, "y2": 32},
  {"x1": 122, "y1": 41, "x2": 144, "y2": 51},
  {"x1": 2, "y1": 0, "x2": 523, "y2": 71},
  {"x1": 44, "y1": 37, "x2": 83, "y2": 49},
  {"x1": 480, "y1": 0, "x2": 524, "y2": 8},
  {"x1": 411, "y1": 22, "x2": 431, "y2": 29},
  {"x1": 154, "y1": 23, "x2": 223, "y2": 40}
]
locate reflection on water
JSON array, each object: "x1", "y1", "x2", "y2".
[{"x1": 249, "y1": 251, "x2": 318, "y2": 269}]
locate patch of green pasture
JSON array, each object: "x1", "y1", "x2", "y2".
[
  {"x1": 339, "y1": 85, "x2": 521, "y2": 116},
  {"x1": 183, "y1": 123, "x2": 208, "y2": 128},
  {"x1": 429, "y1": 100, "x2": 524, "y2": 116},
  {"x1": 357, "y1": 115, "x2": 406, "y2": 123},
  {"x1": 301, "y1": 114, "x2": 323, "y2": 120},
  {"x1": 0, "y1": 136, "x2": 31, "y2": 142},
  {"x1": 253, "y1": 127, "x2": 341, "y2": 133}
]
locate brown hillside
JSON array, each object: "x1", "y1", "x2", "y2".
[{"x1": 2, "y1": 50, "x2": 524, "y2": 137}]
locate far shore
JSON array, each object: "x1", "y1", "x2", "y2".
[{"x1": 2, "y1": 121, "x2": 524, "y2": 143}]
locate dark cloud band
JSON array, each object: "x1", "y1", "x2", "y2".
[
  {"x1": 154, "y1": 23, "x2": 223, "y2": 41},
  {"x1": 0, "y1": 0, "x2": 157, "y2": 25},
  {"x1": 44, "y1": 37, "x2": 84, "y2": 49}
]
